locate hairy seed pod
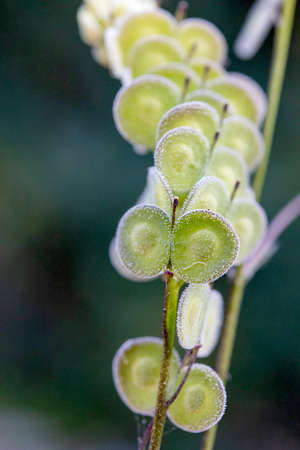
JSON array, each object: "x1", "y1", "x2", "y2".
[
  {"x1": 154, "y1": 127, "x2": 209, "y2": 198},
  {"x1": 185, "y1": 89, "x2": 230, "y2": 118},
  {"x1": 208, "y1": 76, "x2": 260, "y2": 124},
  {"x1": 177, "y1": 283, "x2": 211, "y2": 349},
  {"x1": 218, "y1": 116, "x2": 265, "y2": 171},
  {"x1": 157, "y1": 101, "x2": 219, "y2": 146},
  {"x1": 198, "y1": 290, "x2": 224, "y2": 358},
  {"x1": 150, "y1": 62, "x2": 201, "y2": 93},
  {"x1": 177, "y1": 18, "x2": 228, "y2": 63},
  {"x1": 113, "y1": 337, "x2": 180, "y2": 415},
  {"x1": 167, "y1": 363, "x2": 226, "y2": 432},
  {"x1": 206, "y1": 146, "x2": 249, "y2": 195},
  {"x1": 128, "y1": 36, "x2": 186, "y2": 78},
  {"x1": 189, "y1": 57, "x2": 225, "y2": 81},
  {"x1": 171, "y1": 209, "x2": 239, "y2": 283},
  {"x1": 138, "y1": 167, "x2": 174, "y2": 218},
  {"x1": 227, "y1": 199, "x2": 268, "y2": 265},
  {"x1": 113, "y1": 75, "x2": 180, "y2": 150},
  {"x1": 77, "y1": 5, "x2": 103, "y2": 46},
  {"x1": 182, "y1": 176, "x2": 230, "y2": 216}
]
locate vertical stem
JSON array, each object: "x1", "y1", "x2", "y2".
[
  {"x1": 149, "y1": 272, "x2": 181, "y2": 450},
  {"x1": 201, "y1": 1, "x2": 297, "y2": 449}
]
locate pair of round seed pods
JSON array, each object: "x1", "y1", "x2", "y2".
[{"x1": 113, "y1": 336, "x2": 226, "y2": 432}]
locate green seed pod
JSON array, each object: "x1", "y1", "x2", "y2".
[
  {"x1": 113, "y1": 337, "x2": 180, "y2": 415},
  {"x1": 116, "y1": 10, "x2": 177, "y2": 65},
  {"x1": 177, "y1": 283, "x2": 211, "y2": 350},
  {"x1": 167, "y1": 363, "x2": 226, "y2": 432},
  {"x1": 182, "y1": 176, "x2": 230, "y2": 216},
  {"x1": 113, "y1": 75, "x2": 180, "y2": 151},
  {"x1": 227, "y1": 199, "x2": 267, "y2": 265},
  {"x1": 189, "y1": 57, "x2": 225, "y2": 81},
  {"x1": 171, "y1": 209, "x2": 239, "y2": 283},
  {"x1": 154, "y1": 127, "x2": 209, "y2": 198},
  {"x1": 128, "y1": 36, "x2": 186, "y2": 78},
  {"x1": 156, "y1": 101, "x2": 219, "y2": 146},
  {"x1": 206, "y1": 147, "x2": 249, "y2": 196},
  {"x1": 109, "y1": 237, "x2": 149, "y2": 282},
  {"x1": 185, "y1": 89, "x2": 230, "y2": 118},
  {"x1": 218, "y1": 116, "x2": 265, "y2": 171},
  {"x1": 138, "y1": 167, "x2": 174, "y2": 218},
  {"x1": 198, "y1": 290, "x2": 224, "y2": 358},
  {"x1": 208, "y1": 77, "x2": 259, "y2": 124},
  {"x1": 177, "y1": 18, "x2": 228, "y2": 63},
  {"x1": 150, "y1": 62, "x2": 201, "y2": 93},
  {"x1": 116, "y1": 204, "x2": 172, "y2": 278},
  {"x1": 77, "y1": 5, "x2": 103, "y2": 46}
]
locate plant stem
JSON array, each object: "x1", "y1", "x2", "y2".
[
  {"x1": 201, "y1": 1, "x2": 297, "y2": 449},
  {"x1": 149, "y1": 271, "x2": 182, "y2": 450}
]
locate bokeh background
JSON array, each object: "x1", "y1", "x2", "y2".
[{"x1": 0, "y1": 0, "x2": 299, "y2": 449}]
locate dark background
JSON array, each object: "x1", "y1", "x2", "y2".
[{"x1": 0, "y1": 0, "x2": 299, "y2": 448}]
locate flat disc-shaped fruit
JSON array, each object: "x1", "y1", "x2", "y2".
[
  {"x1": 113, "y1": 337, "x2": 180, "y2": 415},
  {"x1": 185, "y1": 89, "x2": 230, "y2": 118},
  {"x1": 171, "y1": 209, "x2": 239, "y2": 283},
  {"x1": 113, "y1": 75, "x2": 180, "y2": 150},
  {"x1": 138, "y1": 166, "x2": 173, "y2": 218},
  {"x1": 227, "y1": 199, "x2": 267, "y2": 265},
  {"x1": 189, "y1": 57, "x2": 225, "y2": 81},
  {"x1": 116, "y1": 204, "x2": 172, "y2": 278},
  {"x1": 182, "y1": 176, "x2": 230, "y2": 216},
  {"x1": 157, "y1": 101, "x2": 219, "y2": 145},
  {"x1": 167, "y1": 363, "x2": 226, "y2": 432},
  {"x1": 177, "y1": 283, "x2": 211, "y2": 349},
  {"x1": 198, "y1": 290, "x2": 224, "y2": 358},
  {"x1": 150, "y1": 62, "x2": 200, "y2": 94},
  {"x1": 155, "y1": 127, "x2": 209, "y2": 198}
]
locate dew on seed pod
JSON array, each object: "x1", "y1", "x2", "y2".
[
  {"x1": 229, "y1": 72, "x2": 267, "y2": 126},
  {"x1": 167, "y1": 363, "x2": 226, "y2": 432},
  {"x1": 156, "y1": 101, "x2": 219, "y2": 146},
  {"x1": 206, "y1": 147, "x2": 249, "y2": 196},
  {"x1": 116, "y1": 204, "x2": 172, "y2": 278},
  {"x1": 150, "y1": 63, "x2": 201, "y2": 94},
  {"x1": 208, "y1": 76, "x2": 260, "y2": 124},
  {"x1": 116, "y1": 9, "x2": 177, "y2": 65},
  {"x1": 77, "y1": 5, "x2": 103, "y2": 46},
  {"x1": 177, "y1": 283, "x2": 211, "y2": 350},
  {"x1": 227, "y1": 199, "x2": 268, "y2": 265},
  {"x1": 138, "y1": 167, "x2": 174, "y2": 218},
  {"x1": 218, "y1": 116, "x2": 265, "y2": 172},
  {"x1": 189, "y1": 57, "x2": 225, "y2": 81},
  {"x1": 113, "y1": 337, "x2": 180, "y2": 415},
  {"x1": 198, "y1": 290, "x2": 224, "y2": 358},
  {"x1": 177, "y1": 18, "x2": 228, "y2": 63},
  {"x1": 171, "y1": 209, "x2": 239, "y2": 283},
  {"x1": 128, "y1": 36, "x2": 186, "y2": 78},
  {"x1": 113, "y1": 75, "x2": 180, "y2": 150},
  {"x1": 185, "y1": 89, "x2": 230, "y2": 119},
  {"x1": 109, "y1": 237, "x2": 150, "y2": 282},
  {"x1": 182, "y1": 176, "x2": 230, "y2": 216},
  {"x1": 154, "y1": 127, "x2": 209, "y2": 198}
]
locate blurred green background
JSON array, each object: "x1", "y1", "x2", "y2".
[{"x1": 0, "y1": 0, "x2": 299, "y2": 448}]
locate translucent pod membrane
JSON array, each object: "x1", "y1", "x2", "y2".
[
  {"x1": 150, "y1": 63, "x2": 201, "y2": 94},
  {"x1": 218, "y1": 116, "x2": 265, "y2": 172},
  {"x1": 227, "y1": 199, "x2": 267, "y2": 265},
  {"x1": 229, "y1": 72, "x2": 267, "y2": 126},
  {"x1": 77, "y1": 5, "x2": 103, "y2": 46},
  {"x1": 157, "y1": 101, "x2": 219, "y2": 146},
  {"x1": 113, "y1": 337, "x2": 180, "y2": 415},
  {"x1": 198, "y1": 290, "x2": 224, "y2": 358},
  {"x1": 182, "y1": 176, "x2": 230, "y2": 217},
  {"x1": 113, "y1": 75, "x2": 180, "y2": 150},
  {"x1": 177, "y1": 283, "x2": 211, "y2": 350},
  {"x1": 208, "y1": 77, "x2": 260, "y2": 124},
  {"x1": 116, "y1": 204, "x2": 172, "y2": 278},
  {"x1": 206, "y1": 147, "x2": 249, "y2": 196},
  {"x1": 167, "y1": 363, "x2": 226, "y2": 432},
  {"x1": 185, "y1": 89, "x2": 230, "y2": 119},
  {"x1": 189, "y1": 57, "x2": 225, "y2": 81},
  {"x1": 138, "y1": 167, "x2": 174, "y2": 218},
  {"x1": 171, "y1": 209, "x2": 239, "y2": 283},
  {"x1": 177, "y1": 18, "x2": 228, "y2": 64},
  {"x1": 109, "y1": 237, "x2": 150, "y2": 282},
  {"x1": 154, "y1": 127, "x2": 209, "y2": 198},
  {"x1": 128, "y1": 36, "x2": 186, "y2": 78},
  {"x1": 116, "y1": 9, "x2": 177, "y2": 65}
]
